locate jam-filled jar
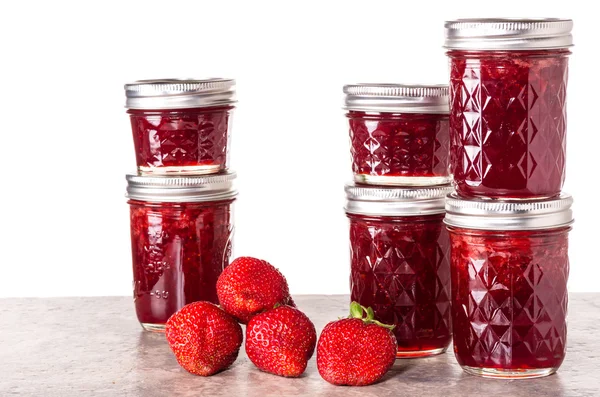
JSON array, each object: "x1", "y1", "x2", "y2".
[
  {"x1": 345, "y1": 184, "x2": 453, "y2": 357},
  {"x1": 445, "y1": 19, "x2": 573, "y2": 199},
  {"x1": 344, "y1": 84, "x2": 450, "y2": 186},
  {"x1": 125, "y1": 79, "x2": 236, "y2": 175},
  {"x1": 445, "y1": 194, "x2": 573, "y2": 378},
  {"x1": 126, "y1": 172, "x2": 237, "y2": 332}
]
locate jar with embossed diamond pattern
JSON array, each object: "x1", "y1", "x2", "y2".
[
  {"x1": 345, "y1": 184, "x2": 453, "y2": 357},
  {"x1": 125, "y1": 79, "x2": 236, "y2": 175},
  {"x1": 445, "y1": 194, "x2": 573, "y2": 378},
  {"x1": 126, "y1": 172, "x2": 236, "y2": 332},
  {"x1": 445, "y1": 19, "x2": 572, "y2": 199},
  {"x1": 344, "y1": 84, "x2": 450, "y2": 186}
]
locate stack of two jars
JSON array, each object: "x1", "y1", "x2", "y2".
[
  {"x1": 124, "y1": 79, "x2": 238, "y2": 332},
  {"x1": 344, "y1": 19, "x2": 574, "y2": 379}
]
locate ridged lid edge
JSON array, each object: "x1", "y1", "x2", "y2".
[
  {"x1": 345, "y1": 184, "x2": 453, "y2": 216},
  {"x1": 444, "y1": 18, "x2": 573, "y2": 50},
  {"x1": 346, "y1": 184, "x2": 453, "y2": 201},
  {"x1": 343, "y1": 84, "x2": 449, "y2": 98},
  {"x1": 344, "y1": 83, "x2": 449, "y2": 114},
  {"x1": 124, "y1": 78, "x2": 236, "y2": 109},
  {"x1": 125, "y1": 172, "x2": 237, "y2": 203},
  {"x1": 444, "y1": 193, "x2": 574, "y2": 230}
]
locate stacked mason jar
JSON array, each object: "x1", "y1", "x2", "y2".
[
  {"x1": 342, "y1": 84, "x2": 455, "y2": 358},
  {"x1": 343, "y1": 19, "x2": 574, "y2": 378},
  {"x1": 443, "y1": 19, "x2": 574, "y2": 379},
  {"x1": 123, "y1": 79, "x2": 238, "y2": 332}
]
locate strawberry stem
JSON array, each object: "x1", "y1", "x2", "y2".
[{"x1": 348, "y1": 301, "x2": 395, "y2": 330}]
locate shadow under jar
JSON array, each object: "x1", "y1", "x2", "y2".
[
  {"x1": 126, "y1": 172, "x2": 237, "y2": 332},
  {"x1": 445, "y1": 19, "x2": 573, "y2": 199},
  {"x1": 445, "y1": 194, "x2": 573, "y2": 379},
  {"x1": 125, "y1": 79, "x2": 236, "y2": 175},
  {"x1": 345, "y1": 184, "x2": 454, "y2": 358},
  {"x1": 344, "y1": 84, "x2": 450, "y2": 186}
]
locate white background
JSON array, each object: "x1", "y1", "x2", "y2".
[{"x1": 0, "y1": 0, "x2": 597, "y2": 297}]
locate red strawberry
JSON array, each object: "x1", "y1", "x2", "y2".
[
  {"x1": 165, "y1": 301, "x2": 243, "y2": 376},
  {"x1": 217, "y1": 257, "x2": 294, "y2": 323},
  {"x1": 246, "y1": 305, "x2": 316, "y2": 377},
  {"x1": 317, "y1": 302, "x2": 397, "y2": 386}
]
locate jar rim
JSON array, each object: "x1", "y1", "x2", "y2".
[
  {"x1": 343, "y1": 83, "x2": 449, "y2": 114},
  {"x1": 124, "y1": 78, "x2": 237, "y2": 110},
  {"x1": 444, "y1": 193, "x2": 574, "y2": 230},
  {"x1": 125, "y1": 172, "x2": 238, "y2": 203},
  {"x1": 344, "y1": 184, "x2": 453, "y2": 216},
  {"x1": 444, "y1": 18, "x2": 573, "y2": 50}
]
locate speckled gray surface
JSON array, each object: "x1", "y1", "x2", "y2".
[{"x1": 0, "y1": 294, "x2": 599, "y2": 396}]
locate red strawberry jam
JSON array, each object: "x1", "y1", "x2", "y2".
[
  {"x1": 125, "y1": 79, "x2": 236, "y2": 175},
  {"x1": 448, "y1": 227, "x2": 570, "y2": 376},
  {"x1": 444, "y1": 191, "x2": 573, "y2": 378},
  {"x1": 345, "y1": 183, "x2": 453, "y2": 358},
  {"x1": 448, "y1": 49, "x2": 570, "y2": 198},
  {"x1": 126, "y1": 172, "x2": 237, "y2": 332},
  {"x1": 344, "y1": 84, "x2": 450, "y2": 186},
  {"x1": 347, "y1": 111, "x2": 450, "y2": 184},
  {"x1": 128, "y1": 106, "x2": 233, "y2": 175},
  {"x1": 129, "y1": 199, "x2": 234, "y2": 331},
  {"x1": 349, "y1": 214, "x2": 451, "y2": 357}
]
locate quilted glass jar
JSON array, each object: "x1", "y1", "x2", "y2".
[
  {"x1": 344, "y1": 84, "x2": 450, "y2": 186},
  {"x1": 445, "y1": 19, "x2": 573, "y2": 199},
  {"x1": 126, "y1": 172, "x2": 237, "y2": 332},
  {"x1": 445, "y1": 194, "x2": 573, "y2": 378},
  {"x1": 345, "y1": 184, "x2": 453, "y2": 357},
  {"x1": 125, "y1": 79, "x2": 236, "y2": 175}
]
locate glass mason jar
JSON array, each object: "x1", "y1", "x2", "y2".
[
  {"x1": 345, "y1": 184, "x2": 454, "y2": 357},
  {"x1": 445, "y1": 194, "x2": 573, "y2": 378},
  {"x1": 125, "y1": 79, "x2": 236, "y2": 175},
  {"x1": 126, "y1": 172, "x2": 237, "y2": 332},
  {"x1": 445, "y1": 19, "x2": 573, "y2": 199},
  {"x1": 344, "y1": 84, "x2": 450, "y2": 186}
]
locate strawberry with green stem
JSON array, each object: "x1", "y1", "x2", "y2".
[{"x1": 317, "y1": 301, "x2": 397, "y2": 386}]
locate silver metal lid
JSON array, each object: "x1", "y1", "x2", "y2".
[
  {"x1": 124, "y1": 78, "x2": 236, "y2": 109},
  {"x1": 126, "y1": 172, "x2": 237, "y2": 203},
  {"x1": 444, "y1": 193, "x2": 573, "y2": 230},
  {"x1": 345, "y1": 184, "x2": 453, "y2": 216},
  {"x1": 444, "y1": 18, "x2": 573, "y2": 50},
  {"x1": 343, "y1": 84, "x2": 449, "y2": 114}
]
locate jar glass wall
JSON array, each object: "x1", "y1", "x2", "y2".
[
  {"x1": 129, "y1": 199, "x2": 234, "y2": 331},
  {"x1": 348, "y1": 213, "x2": 452, "y2": 357},
  {"x1": 345, "y1": 184, "x2": 453, "y2": 358},
  {"x1": 128, "y1": 106, "x2": 233, "y2": 175},
  {"x1": 125, "y1": 79, "x2": 236, "y2": 176},
  {"x1": 445, "y1": 19, "x2": 573, "y2": 199},
  {"x1": 444, "y1": 193, "x2": 573, "y2": 378},
  {"x1": 344, "y1": 84, "x2": 450, "y2": 186},
  {"x1": 347, "y1": 111, "x2": 450, "y2": 186},
  {"x1": 448, "y1": 226, "x2": 570, "y2": 378},
  {"x1": 125, "y1": 172, "x2": 237, "y2": 332}
]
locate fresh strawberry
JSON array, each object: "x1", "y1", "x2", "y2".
[
  {"x1": 165, "y1": 301, "x2": 243, "y2": 376},
  {"x1": 216, "y1": 257, "x2": 294, "y2": 323},
  {"x1": 246, "y1": 305, "x2": 316, "y2": 377},
  {"x1": 316, "y1": 302, "x2": 397, "y2": 386}
]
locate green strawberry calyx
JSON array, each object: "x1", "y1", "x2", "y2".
[{"x1": 349, "y1": 301, "x2": 395, "y2": 330}]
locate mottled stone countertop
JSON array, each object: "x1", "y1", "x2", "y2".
[{"x1": 1, "y1": 294, "x2": 599, "y2": 396}]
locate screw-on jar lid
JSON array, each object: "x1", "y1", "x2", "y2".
[
  {"x1": 345, "y1": 184, "x2": 453, "y2": 216},
  {"x1": 444, "y1": 18, "x2": 573, "y2": 50},
  {"x1": 124, "y1": 78, "x2": 236, "y2": 109},
  {"x1": 126, "y1": 172, "x2": 237, "y2": 203},
  {"x1": 444, "y1": 193, "x2": 573, "y2": 230},
  {"x1": 343, "y1": 84, "x2": 449, "y2": 114}
]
